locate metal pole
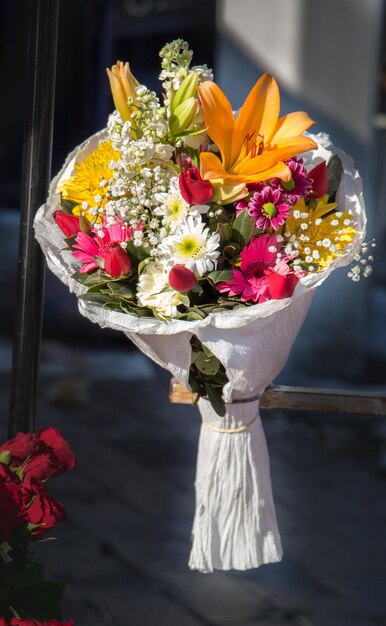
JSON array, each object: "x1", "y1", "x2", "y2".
[{"x1": 8, "y1": 0, "x2": 59, "y2": 437}]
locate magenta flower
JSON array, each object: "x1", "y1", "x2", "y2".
[
  {"x1": 270, "y1": 157, "x2": 312, "y2": 204},
  {"x1": 72, "y1": 216, "x2": 133, "y2": 276},
  {"x1": 248, "y1": 187, "x2": 291, "y2": 231},
  {"x1": 217, "y1": 234, "x2": 298, "y2": 303}
]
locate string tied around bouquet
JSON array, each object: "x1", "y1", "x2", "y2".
[{"x1": 201, "y1": 392, "x2": 263, "y2": 434}]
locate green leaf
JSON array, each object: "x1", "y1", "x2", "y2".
[
  {"x1": 223, "y1": 243, "x2": 240, "y2": 261},
  {"x1": 106, "y1": 282, "x2": 136, "y2": 300},
  {"x1": 178, "y1": 293, "x2": 190, "y2": 308},
  {"x1": 125, "y1": 241, "x2": 150, "y2": 268},
  {"x1": 207, "y1": 269, "x2": 233, "y2": 284},
  {"x1": 217, "y1": 222, "x2": 233, "y2": 244},
  {"x1": 204, "y1": 383, "x2": 226, "y2": 417},
  {"x1": 60, "y1": 198, "x2": 77, "y2": 214},
  {"x1": 195, "y1": 354, "x2": 220, "y2": 376},
  {"x1": 0, "y1": 586, "x2": 9, "y2": 604},
  {"x1": 3, "y1": 559, "x2": 44, "y2": 589},
  {"x1": 0, "y1": 451, "x2": 10, "y2": 465},
  {"x1": 327, "y1": 154, "x2": 343, "y2": 199},
  {"x1": 13, "y1": 581, "x2": 65, "y2": 620},
  {"x1": 186, "y1": 307, "x2": 206, "y2": 321},
  {"x1": 79, "y1": 293, "x2": 118, "y2": 306},
  {"x1": 63, "y1": 234, "x2": 76, "y2": 249},
  {"x1": 232, "y1": 209, "x2": 255, "y2": 247}
]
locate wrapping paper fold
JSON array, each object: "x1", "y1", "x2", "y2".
[{"x1": 34, "y1": 131, "x2": 366, "y2": 572}]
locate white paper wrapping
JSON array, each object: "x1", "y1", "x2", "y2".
[{"x1": 34, "y1": 131, "x2": 366, "y2": 572}]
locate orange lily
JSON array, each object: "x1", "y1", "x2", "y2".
[{"x1": 198, "y1": 73, "x2": 317, "y2": 202}]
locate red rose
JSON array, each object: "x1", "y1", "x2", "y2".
[
  {"x1": 10, "y1": 617, "x2": 74, "y2": 626},
  {"x1": 54, "y1": 210, "x2": 80, "y2": 237},
  {"x1": 169, "y1": 265, "x2": 196, "y2": 292},
  {"x1": 0, "y1": 464, "x2": 26, "y2": 541},
  {"x1": 0, "y1": 619, "x2": 8, "y2": 626},
  {"x1": 23, "y1": 428, "x2": 76, "y2": 481},
  {"x1": 0, "y1": 431, "x2": 35, "y2": 461},
  {"x1": 308, "y1": 161, "x2": 328, "y2": 198},
  {"x1": 179, "y1": 166, "x2": 213, "y2": 205},
  {"x1": 101, "y1": 246, "x2": 131, "y2": 277},
  {"x1": 21, "y1": 476, "x2": 66, "y2": 539},
  {"x1": 267, "y1": 272, "x2": 298, "y2": 300}
]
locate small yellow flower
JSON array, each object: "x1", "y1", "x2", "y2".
[
  {"x1": 284, "y1": 196, "x2": 357, "y2": 270},
  {"x1": 58, "y1": 140, "x2": 119, "y2": 223}
]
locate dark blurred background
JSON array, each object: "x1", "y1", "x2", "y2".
[{"x1": 1, "y1": 1, "x2": 386, "y2": 625}]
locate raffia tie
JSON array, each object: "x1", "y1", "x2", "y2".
[{"x1": 201, "y1": 393, "x2": 262, "y2": 434}]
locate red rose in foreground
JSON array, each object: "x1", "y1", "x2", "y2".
[
  {"x1": 0, "y1": 431, "x2": 35, "y2": 460},
  {"x1": 0, "y1": 464, "x2": 25, "y2": 541},
  {"x1": 101, "y1": 246, "x2": 132, "y2": 277},
  {"x1": 308, "y1": 161, "x2": 328, "y2": 198},
  {"x1": 54, "y1": 210, "x2": 80, "y2": 237},
  {"x1": 0, "y1": 428, "x2": 76, "y2": 481},
  {"x1": 26, "y1": 428, "x2": 76, "y2": 481},
  {"x1": 21, "y1": 476, "x2": 66, "y2": 538},
  {"x1": 169, "y1": 265, "x2": 196, "y2": 292},
  {"x1": 1, "y1": 611, "x2": 74, "y2": 624},
  {"x1": 179, "y1": 166, "x2": 213, "y2": 205}
]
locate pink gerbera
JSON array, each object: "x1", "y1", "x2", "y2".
[
  {"x1": 248, "y1": 187, "x2": 291, "y2": 231},
  {"x1": 270, "y1": 157, "x2": 312, "y2": 204},
  {"x1": 72, "y1": 216, "x2": 133, "y2": 276},
  {"x1": 217, "y1": 234, "x2": 298, "y2": 303}
]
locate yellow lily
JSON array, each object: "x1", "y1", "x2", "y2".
[
  {"x1": 198, "y1": 73, "x2": 317, "y2": 202},
  {"x1": 106, "y1": 61, "x2": 139, "y2": 122}
]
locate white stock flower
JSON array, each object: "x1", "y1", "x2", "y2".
[{"x1": 158, "y1": 215, "x2": 220, "y2": 276}]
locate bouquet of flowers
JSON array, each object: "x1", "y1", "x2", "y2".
[
  {"x1": 35, "y1": 40, "x2": 368, "y2": 572},
  {"x1": 0, "y1": 428, "x2": 75, "y2": 622}
]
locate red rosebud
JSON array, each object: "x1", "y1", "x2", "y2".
[
  {"x1": 179, "y1": 166, "x2": 213, "y2": 205},
  {"x1": 23, "y1": 427, "x2": 77, "y2": 481},
  {"x1": 101, "y1": 246, "x2": 131, "y2": 277},
  {"x1": 0, "y1": 464, "x2": 26, "y2": 541},
  {"x1": 169, "y1": 265, "x2": 196, "y2": 292},
  {"x1": 54, "y1": 210, "x2": 80, "y2": 237},
  {"x1": 21, "y1": 475, "x2": 66, "y2": 539},
  {"x1": 267, "y1": 272, "x2": 298, "y2": 300},
  {"x1": 308, "y1": 161, "x2": 328, "y2": 198}
]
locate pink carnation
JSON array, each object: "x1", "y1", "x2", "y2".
[{"x1": 217, "y1": 234, "x2": 298, "y2": 303}]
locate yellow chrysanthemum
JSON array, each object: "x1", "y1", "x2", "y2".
[
  {"x1": 58, "y1": 140, "x2": 119, "y2": 223},
  {"x1": 284, "y1": 195, "x2": 357, "y2": 270}
]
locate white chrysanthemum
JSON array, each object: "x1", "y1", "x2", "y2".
[
  {"x1": 158, "y1": 215, "x2": 220, "y2": 276},
  {"x1": 154, "y1": 179, "x2": 189, "y2": 229},
  {"x1": 137, "y1": 260, "x2": 182, "y2": 318}
]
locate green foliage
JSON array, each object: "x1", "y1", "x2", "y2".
[
  {"x1": 327, "y1": 154, "x2": 343, "y2": 199},
  {"x1": 232, "y1": 209, "x2": 256, "y2": 248},
  {"x1": 189, "y1": 337, "x2": 228, "y2": 416}
]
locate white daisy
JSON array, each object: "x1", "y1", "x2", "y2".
[
  {"x1": 154, "y1": 179, "x2": 189, "y2": 230},
  {"x1": 137, "y1": 260, "x2": 183, "y2": 318},
  {"x1": 158, "y1": 215, "x2": 220, "y2": 276}
]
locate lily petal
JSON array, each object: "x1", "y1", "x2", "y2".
[
  {"x1": 272, "y1": 111, "x2": 315, "y2": 143},
  {"x1": 232, "y1": 73, "x2": 280, "y2": 165},
  {"x1": 198, "y1": 81, "x2": 235, "y2": 169}
]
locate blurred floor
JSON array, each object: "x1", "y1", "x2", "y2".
[{"x1": 1, "y1": 341, "x2": 386, "y2": 626}]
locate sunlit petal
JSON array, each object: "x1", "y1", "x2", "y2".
[
  {"x1": 198, "y1": 81, "x2": 235, "y2": 169},
  {"x1": 232, "y1": 73, "x2": 280, "y2": 164}
]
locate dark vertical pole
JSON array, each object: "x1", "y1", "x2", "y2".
[{"x1": 8, "y1": 0, "x2": 59, "y2": 437}]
